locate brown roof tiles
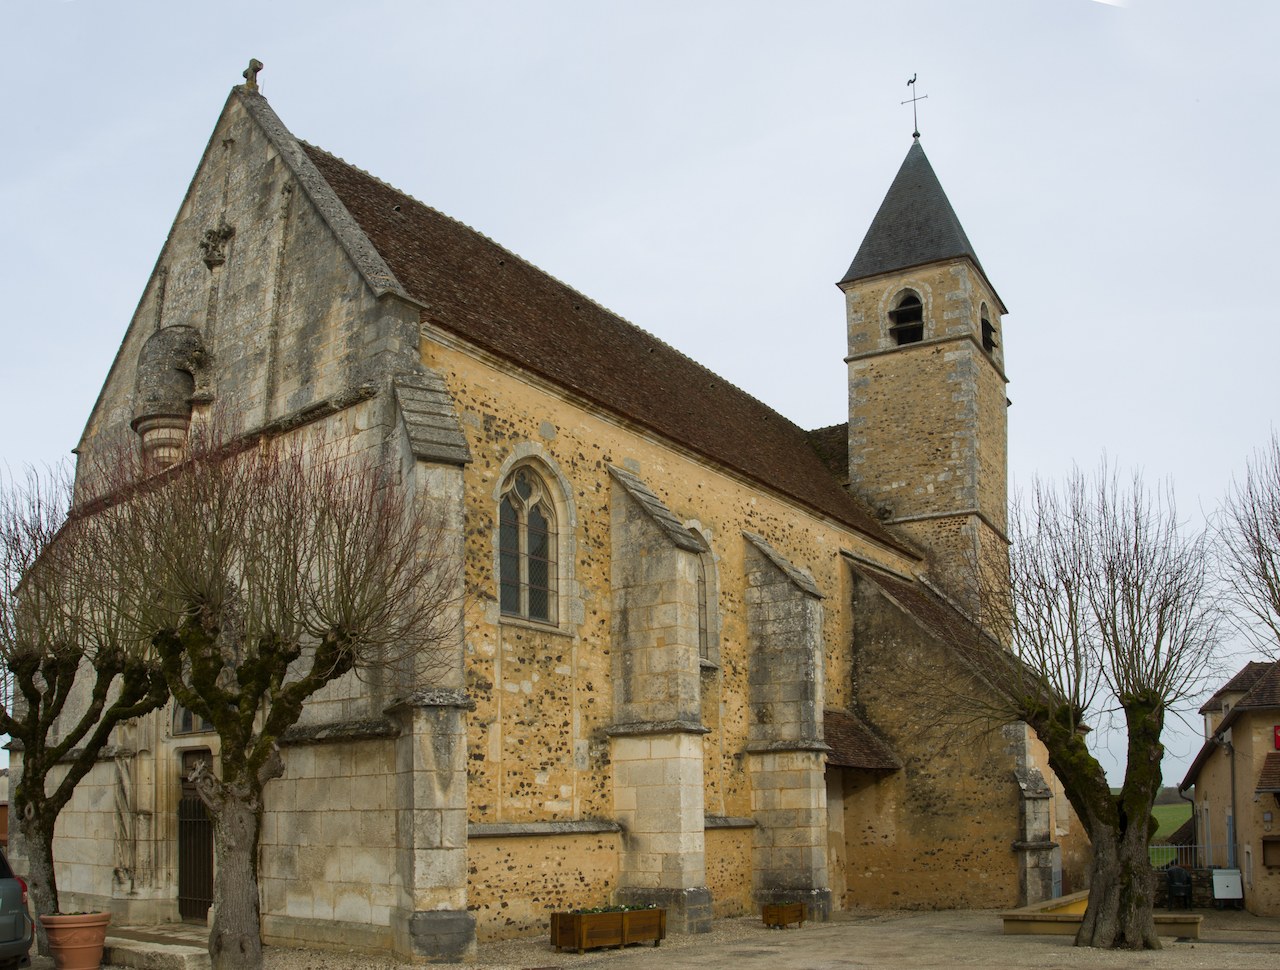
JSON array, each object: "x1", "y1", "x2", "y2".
[
  {"x1": 1257, "y1": 752, "x2": 1280, "y2": 794},
  {"x1": 1199, "y1": 660, "x2": 1274, "y2": 714},
  {"x1": 823, "y1": 709, "x2": 901, "y2": 771},
  {"x1": 301, "y1": 143, "x2": 907, "y2": 550}
]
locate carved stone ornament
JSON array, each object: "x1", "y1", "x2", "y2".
[{"x1": 200, "y1": 220, "x2": 236, "y2": 269}]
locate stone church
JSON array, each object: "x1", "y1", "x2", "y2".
[{"x1": 14, "y1": 69, "x2": 1089, "y2": 961}]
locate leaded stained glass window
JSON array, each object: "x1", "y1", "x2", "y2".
[{"x1": 498, "y1": 467, "x2": 557, "y2": 623}]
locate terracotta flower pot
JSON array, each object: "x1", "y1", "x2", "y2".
[{"x1": 39, "y1": 912, "x2": 111, "y2": 970}]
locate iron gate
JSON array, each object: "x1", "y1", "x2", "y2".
[{"x1": 177, "y1": 752, "x2": 214, "y2": 921}]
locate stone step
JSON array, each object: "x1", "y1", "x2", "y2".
[{"x1": 103, "y1": 935, "x2": 211, "y2": 970}]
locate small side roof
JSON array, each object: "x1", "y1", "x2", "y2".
[
  {"x1": 824, "y1": 709, "x2": 901, "y2": 772},
  {"x1": 1256, "y1": 752, "x2": 1280, "y2": 794},
  {"x1": 839, "y1": 139, "x2": 1005, "y2": 313}
]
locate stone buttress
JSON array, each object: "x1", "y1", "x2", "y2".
[
  {"x1": 742, "y1": 533, "x2": 831, "y2": 920},
  {"x1": 606, "y1": 466, "x2": 713, "y2": 933}
]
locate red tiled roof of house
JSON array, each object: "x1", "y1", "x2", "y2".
[
  {"x1": 1182, "y1": 661, "x2": 1280, "y2": 790},
  {"x1": 1234, "y1": 662, "x2": 1280, "y2": 712},
  {"x1": 824, "y1": 709, "x2": 901, "y2": 771},
  {"x1": 301, "y1": 144, "x2": 910, "y2": 552},
  {"x1": 1199, "y1": 660, "x2": 1274, "y2": 714}
]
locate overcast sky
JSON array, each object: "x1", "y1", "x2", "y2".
[{"x1": 3, "y1": 0, "x2": 1277, "y2": 785}]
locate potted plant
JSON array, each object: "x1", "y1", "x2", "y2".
[
  {"x1": 762, "y1": 901, "x2": 806, "y2": 929},
  {"x1": 550, "y1": 905, "x2": 666, "y2": 953},
  {"x1": 39, "y1": 911, "x2": 111, "y2": 970}
]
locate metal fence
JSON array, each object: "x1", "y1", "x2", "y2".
[{"x1": 1148, "y1": 842, "x2": 1234, "y2": 869}]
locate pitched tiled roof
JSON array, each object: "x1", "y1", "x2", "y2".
[
  {"x1": 1199, "y1": 660, "x2": 1273, "y2": 713},
  {"x1": 1182, "y1": 661, "x2": 1280, "y2": 790},
  {"x1": 1233, "y1": 661, "x2": 1280, "y2": 712},
  {"x1": 839, "y1": 139, "x2": 1004, "y2": 313},
  {"x1": 302, "y1": 144, "x2": 908, "y2": 552},
  {"x1": 824, "y1": 709, "x2": 901, "y2": 771},
  {"x1": 1258, "y1": 752, "x2": 1280, "y2": 794}
]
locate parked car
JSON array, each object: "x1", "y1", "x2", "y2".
[{"x1": 0, "y1": 850, "x2": 31, "y2": 969}]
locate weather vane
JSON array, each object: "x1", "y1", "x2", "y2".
[{"x1": 902, "y1": 74, "x2": 927, "y2": 139}]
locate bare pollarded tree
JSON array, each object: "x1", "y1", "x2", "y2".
[
  {"x1": 1220, "y1": 432, "x2": 1280, "y2": 653},
  {"x1": 90, "y1": 427, "x2": 461, "y2": 970},
  {"x1": 0, "y1": 468, "x2": 168, "y2": 952},
  {"x1": 960, "y1": 467, "x2": 1222, "y2": 949}
]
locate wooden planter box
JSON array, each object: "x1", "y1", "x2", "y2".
[
  {"x1": 762, "y1": 902, "x2": 806, "y2": 929},
  {"x1": 550, "y1": 908, "x2": 666, "y2": 953}
]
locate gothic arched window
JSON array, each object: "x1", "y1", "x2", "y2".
[{"x1": 499, "y1": 467, "x2": 557, "y2": 623}]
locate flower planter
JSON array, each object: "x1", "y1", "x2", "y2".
[
  {"x1": 762, "y1": 902, "x2": 806, "y2": 929},
  {"x1": 550, "y1": 908, "x2": 666, "y2": 953},
  {"x1": 40, "y1": 912, "x2": 111, "y2": 970}
]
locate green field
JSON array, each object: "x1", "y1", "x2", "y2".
[{"x1": 1151, "y1": 802, "x2": 1192, "y2": 841}]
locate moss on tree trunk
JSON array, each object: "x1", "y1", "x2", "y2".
[{"x1": 1030, "y1": 696, "x2": 1164, "y2": 949}]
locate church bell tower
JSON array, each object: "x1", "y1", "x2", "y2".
[{"x1": 839, "y1": 137, "x2": 1009, "y2": 596}]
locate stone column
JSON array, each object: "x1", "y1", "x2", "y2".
[
  {"x1": 387, "y1": 689, "x2": 476, "y2": 963},
  {"x1": 607, "y1": 466, "x2": 713, "y2": 933},
  {"x1": 742, "y1": 532, "x2": 831, "y2": 920}
]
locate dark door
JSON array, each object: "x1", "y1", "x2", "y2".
[{"x1": 177, "y1": 750, "x2": 214, "y2": 921}]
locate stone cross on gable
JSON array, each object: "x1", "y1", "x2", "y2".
[{"x1": 243, "y1": 59, "x2": 264, "y2": 92}]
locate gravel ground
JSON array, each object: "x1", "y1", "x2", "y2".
[{"x1": 247, "y1": 909, "x2": 1280, "y2": 970}]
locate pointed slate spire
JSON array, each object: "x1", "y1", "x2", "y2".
[{"x1": 840, "y1": 139, "x2": 986, "y2": 286}]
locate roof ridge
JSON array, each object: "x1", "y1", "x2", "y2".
[
  {"x1": 807, "y1": 421, "x2": 848, "y2": 435},
  {"x1": 300, "y1": 142, "x2": 832, "y2": 444}
]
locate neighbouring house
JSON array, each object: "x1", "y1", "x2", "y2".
[
  {"x1": 9, "y1": 67, "x2": 1088, "y2": 961},
  {"x1": 1180, "y1": 660, "x2": 1280, "y2": 915}
]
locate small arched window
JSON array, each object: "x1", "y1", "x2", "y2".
[
  {"x1": 888, "y1": 292, "x2": 924, "y2": 345},
  {"x1": 980, "y1": 303, "x2": 998, "y2": 353},
  {"x1": 499, "y1": 466, "x2": 557, "y2": 623}
]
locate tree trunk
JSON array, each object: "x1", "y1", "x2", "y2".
[
  {"x1": 17, "y1": 810, "x2": 57, "y2": 956},
  {"x1": 1074, "y1": 823, "x2": 1159, "y2": 948},
  {"x1": 1074, "y1": 697, "x2": 1164, "y2": 949},
  {"x1": 208, "y1": 796, "x2": 264, "y2": 970}
]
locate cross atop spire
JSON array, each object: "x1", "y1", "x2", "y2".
[{"x1": 901, "y1": 74, "x2": 927, "y2": 139}]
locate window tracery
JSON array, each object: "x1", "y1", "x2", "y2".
[{"x1": 498, "y1": 466, "x2": 557, "y2": 623}]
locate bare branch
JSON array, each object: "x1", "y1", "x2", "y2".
[{"x1": 1219, "y1": 432, "x2": 1280, "y2": 654}]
